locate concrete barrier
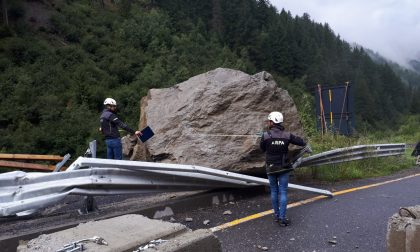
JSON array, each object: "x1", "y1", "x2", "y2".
[
  {"x1": 17, "y1": 214, "x2": 221, "y2": 252},
  {"x1": 387, "y1": 205, "x2": 420, "y2": 252}
]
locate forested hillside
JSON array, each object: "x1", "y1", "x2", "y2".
[{"x1": 0, "y1": 0, "x2": 419, "y2": 156}]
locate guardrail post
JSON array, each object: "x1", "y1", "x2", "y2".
[
  {"x1": 81, "y1": 140, "x2": 98, "y2": 214},
  {"x1": 53, "y1": 154, "x2": 71, "y2": 172},
  {"x1": 89, "y1": 140, "x2": 97, "y2": 158}
]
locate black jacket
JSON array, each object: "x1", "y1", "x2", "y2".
[
  {"x1": 100, "y1": 109, "x2": 135, "y2": 139},
  {"x1": 260, "y1": 126, "x2": 306, "y2": 167}
]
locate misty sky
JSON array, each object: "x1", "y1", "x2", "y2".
[{"x1": 270, "y1": 0, "x2": 420, "y2": 67}]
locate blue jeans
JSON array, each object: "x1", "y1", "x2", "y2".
[
  {"x1": 268, "y1": 172, "x2": 290, "y2": 220},
  {"x1": 105, "y1": 138, "x2": 122, "y2": 160}
]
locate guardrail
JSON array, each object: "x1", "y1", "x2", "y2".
[
  {"x1": 0, "y1": 143, "x2": 406, "y2": 217},
  {"x1": 300, "y1": 143, "x2": 406, "y2": 167},
  {"x1": 0, "y1": 157, "x2": 332, "y2": 217}
]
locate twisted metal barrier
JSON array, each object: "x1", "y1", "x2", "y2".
[
  {"x1": 0, "y1": 157, "x2": 332, "y2": 217},
  {"x1": 0, "y1": 143, "x2": 406, "y2": 217}
]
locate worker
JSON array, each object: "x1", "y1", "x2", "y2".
[
  {"x1": 100, "y1": 98, "x2": 141, "y2": 160},
  {"x1": 260, "y1": 111, "x2": 306, "y2": 226}
]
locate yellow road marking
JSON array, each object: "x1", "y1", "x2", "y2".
[{"x1": 210, "y1": 173, "x2": 420, "y2": 232}]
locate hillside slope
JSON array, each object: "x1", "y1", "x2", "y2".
[{"x1": 0, "y1": 0, "x2": 418, "y2": 156}]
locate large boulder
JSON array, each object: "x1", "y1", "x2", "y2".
[{"x1": 131, "y1": 68, "x2": 304, "y2": 174}]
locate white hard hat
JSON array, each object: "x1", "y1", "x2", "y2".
[
  {"x1": 268, "y1": 111, "x2": 283, "y2": 123},
  {"x1": 104, "y1": 98, "x2": 117, "y2": 106}
]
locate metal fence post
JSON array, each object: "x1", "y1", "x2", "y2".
[
  {"x1": 82, "y1": 140, "x2": 98, "y2": 214},
  {"x1": 53, "y1": 154, "x2": 71, "y2": 172}
]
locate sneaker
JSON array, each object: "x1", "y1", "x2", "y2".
[
  {"x1": 273, "y1": 216, "x2": 279, "y2": 222},
  {"x1": 279, "y1": 218, "x2": 290, "y2": 226}
]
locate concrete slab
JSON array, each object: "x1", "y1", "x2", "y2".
[
  {"x1": 387, "y1": 206, "x2": 420, "y2": 252},
  {"x1": 405, "y1": 220, "x2": 420, "y2": 252},
  {"x1": 387, "y1": 214, "x2": 409, "y2": 252},
  {"x1": 17, "y1": 214, "x2": 220, "y2": 252},
  {"x1": 144, "y1": 229, "x2": 221, "y2": 252}
]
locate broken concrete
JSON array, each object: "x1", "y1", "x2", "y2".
[
  {"x1": 17, "y1": 214, "x2": 221, "y2": 252},
  {"x1": 131, "y1": 68, "x2": 304, "y2": 174},
  {"x1": 405, "y1": 220, "x2": 420, "y2": 252},
  {"x1": 387, "y1": 205, "x2": 420, "y2": 252}
]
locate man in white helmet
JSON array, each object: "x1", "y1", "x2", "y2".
[
  {"x1": 100, "y1": 98, "x2": 141, "y2": 159},
  {"x1": 260, "y1": 111, "x2": 306, "y2": 226}
]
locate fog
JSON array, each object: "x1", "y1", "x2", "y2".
[{"x1": 271, "y1": 0, "x2": 420, "y2": 67}]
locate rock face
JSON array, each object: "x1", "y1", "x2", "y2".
[{"x1": 131, "y1": 68, "x2": 304, "y2": 174}]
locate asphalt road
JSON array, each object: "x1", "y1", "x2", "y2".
[
  {"x1": 2, "y1": 167, "x2": 420, "y2": 252},
  {"x1": 170, "y1": 169, "x2": 420, "y2": 252}
]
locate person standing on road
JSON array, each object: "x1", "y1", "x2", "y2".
[
  {"x1": 260, "y1": 111, "x2": 306, "y2": 226},
  {"x1": 100, "y1": 98, "x2": 141, "y2": 160}
]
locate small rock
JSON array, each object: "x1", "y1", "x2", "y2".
[
  {"x1": 203, "y1": 220, "x2": 211, "y2": 225},
  {"x1": 262, "y1": 246, "x2": 268, "y2": 251},
  {"x1": 229, "y1": 201, "x2": 235, "y2": 205},
  {"x1": 257, "y1": 245, "x2": 262, "y2": 249},
  {"x1": 346, "y1": 231, "x2": 350, "y2": 233},
  {"x1": 290, "y1": 238, "x2": 295, "y2": 241},
  {"x1": 333, "y1": 236, "x2": 337, "y2": 239},
  {"x1": 325, "y1": 225, "x2": 329, "y2": 228},
  {"x1": 223, "y1": 210, "x2": 232, "y2": 215},
  {"x1": 328, "y1": 240, "x2": 337, "y2": 245},
  {"x1": 185, "y1": 217, "x2": 193, "y2": 222},
  {"x1": 169, "y1": 217, "x2": 176, "y2": 222},
  {"x1": 355, "y1": 245, "x2": 359, "y2": 249}
]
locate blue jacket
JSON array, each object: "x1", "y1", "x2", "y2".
[{"x1": 100, "y1": 109, "x2": 135, "y2": 139}]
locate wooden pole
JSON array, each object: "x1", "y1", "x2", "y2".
[
  {"x1": 0, "y1": 160, "x2": 56, "y2": 171},
  {"x1": 0, "y1": 154, "x2": 63, "y2": 161}
]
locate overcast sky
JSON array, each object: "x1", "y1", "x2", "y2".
[{"x1": 270, "y1": 0, "x2": 420, "y2": 67}]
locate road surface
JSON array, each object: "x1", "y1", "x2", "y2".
[{"x1": 171, "y1": 169, "x2": 420, "y2": 252}]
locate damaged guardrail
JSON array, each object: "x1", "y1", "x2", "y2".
[
  {"x1": 0, "y1": 143, "x2": 406, "y2": 217},
  {"x1": 0, "y1": 157, "x2": 332, "y2": 217}
]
